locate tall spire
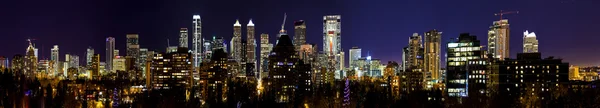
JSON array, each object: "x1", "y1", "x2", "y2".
[
  {"x1": 248, "y1": 19, "x2": 254, "y2": 26},
  {"x1": 234, "y1": 19, "x2": 241, "y2": 26},
  {"x1": 280, "y1": 13, "x2": 287, "y2": 34}
]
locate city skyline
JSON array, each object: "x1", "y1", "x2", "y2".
[{"x1": 1, "y1": 0, "x2": 600, "y2": 67}]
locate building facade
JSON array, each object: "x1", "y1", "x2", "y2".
[
  {"x1": 179, "y1": 28, "x2": 188, "y2": 48},
  {"x1": 446, "y1": 33, "x2": 482, "y2": 97}
]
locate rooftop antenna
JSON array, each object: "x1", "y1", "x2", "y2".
[{"x1": 167, "y1": 39, "x2": 170, "y2": 46}]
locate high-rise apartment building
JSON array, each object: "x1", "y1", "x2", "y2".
[
  {"x1": 294, "y1": 20, "x2": 306, "y2": 52},
  {"x1": 179, "y1": 28, "x2": 188, "y2": 48},
  {"x1": 106, "y1": 37, "x2": 115, "y2": 72},
  {"x1": 192, "y1": 15, "x2": 202, "y2": 68},
  {"x1": 424, "y1": 30, "x2": 442, "y2": 81},
  {"x1": 488, "y1": 19, "x2": 510, "y2": 59},
  {"x1": 407, "y1": 33, "x2": 424, "y2": 72},
  {"x1": 446, "y1": 33, "x2": 482, "y2": 97},
  {"x1": 523, "y1": 30, "x2": 538, "y2": 53},
  {"x1": 126, "y1": 34, "x2": 140, "y2": 68}
]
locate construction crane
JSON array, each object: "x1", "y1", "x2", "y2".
[{"x1": 494, "y1": 10, "x2": 519, "y2": 21}]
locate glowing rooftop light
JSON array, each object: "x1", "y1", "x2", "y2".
[
  {"x1": 193, "y1": 15, "x2": 200, "y2": 19},
  {"x1": 234, "y1": 20, "x2": 241, "y2": 26},
  {"x1": 524, "y1": 30, "x2": 536, "y2": 37}
]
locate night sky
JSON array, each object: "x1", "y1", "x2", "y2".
[{"x1": 1, "y1": 0, "x2": 599, "y2": 66}]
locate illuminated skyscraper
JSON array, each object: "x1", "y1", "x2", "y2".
[
  {"x1": 424, "y1": 30, "x2": 441, "y2": 81},
  {"x1": 523, "y1": 30, "x2": 538, "y2": 53},
  {"x1": 323, "y1": 15, "x2": 343, "y2": 78},
  {"x1": 51, "y1": 45, "x2": 59, "y2": 75},
  {"x1": 488, "y1": 19, "x2": 510, "y2": 59},
  {"x1": 127, "y1": 34, "x2": 140, "y2": 68},
  {"x1": 232, "y1": 20, "x2": 242, "y2": 62},
  {"x1": 139, "y1": 48, "x2": 149, "y2": 73},
  {"x1": 86, "y1": 46, "x2": 94, "y2": 66},
  {"x1": 247, "y1": 19, "x2": 257, "y2": 77},
  {"x1": 260, "y1": 33, "x2": 273, "y2": 79},
  {"x1": 179, "y1": 28, "x2": 188, "y2": 48},
  {"x1": 294, "y1": 20, "x2": 306, "y2": 52},
  {"x1": 91, "y1": 54, "x2": 100, "y2": 80},
  {"x1": 349, "y1": 47, "x2": 361, "y2": 69},
  {"x1": 323, "y1": 15, "x2": 341, "y2": 56},
  {"x1": 192, "y1": 15, "x2": 202, "y2": 68},
  {"x1": 106, "y1": 37, "x2": 115, "y2": 72},
  {"x1": 25, "y1": 39, "x2": 37, "y2": 78},
  {"x1": 269, "y1": 34, "x2": 300, "y2": 103},
  {"x1": 446, "y1": 33, "x2": 482, "y2": 97}
]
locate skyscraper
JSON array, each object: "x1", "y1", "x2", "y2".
[
  {"x1": 126, "y1": 34, "x2": 140, "y2": 68},
  {"x1": 294, "y1": 20, "x2": 306, "y2": 52},
  {"x1": 424, "y1": 30, "x2": 441, "y2": 81},
  {"x1": 323, "y1": 15, "x2": 341, "y2": 57},
  {"x1": 260, "y1": 33, "x2": 273, "y2": 79},
  {"x1": 86, "y1": 46, "x2": 94, "y2": 67},
  {"x1": 349, "y1": 47, "x2": 361, "y2": 69},
  {"x1": 323, "y1": 15, "x2": 343, "y2": 78},
  {"x1": 203, "y1": 37, "x2": 213, "y2": 62},
  {"x1": 488, "y1": 19, "x2": 510, "y2": 59},
  {"x1": 139, "y1": 48, "x2": 149, "y2": 74},
  {"x1": 523, "y1": 30, "x2": 538, "y2": 53},
  {"x1": 446, "y1": 33, "x2": 482, "y2": 97},
  {"x1": 179, "y1": 28, "x2": 188, "y2": 48},
  {"x1": 192, "y1": 15, "x2": 202, "y2": 68},
  {"x1": 247, "y1": 19, "x2": 257, "y2": 77},
  {"x1": 25, "y1": 39, "x2": 37, "y2": 78},
  {"x1": 51, "y1": 45, "x2": 59, "y2": 76},
  {"x1": 91, "y1": 54, "x2": 100, "y2": 80},
  {"x1": 268, "y1": 34, "x2": 300, "y2": 103},
  {"x1": 106, "y1": 37, "x2": 115, "y2": 73},
  {"x1": 232, "y1": 20, "x2": 242, "y2": 62}
]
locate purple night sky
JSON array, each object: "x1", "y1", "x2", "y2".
[{"x1": 1, "y1": 0, "x2": 599, "y2": 66}]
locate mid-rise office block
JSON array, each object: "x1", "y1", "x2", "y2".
[{"x1": 446, "y1": 33, "x2": 482, "y2": 97}]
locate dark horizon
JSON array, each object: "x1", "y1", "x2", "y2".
[{"x1": 1, "y1": 0, "x2": 599, "y2": 66}]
